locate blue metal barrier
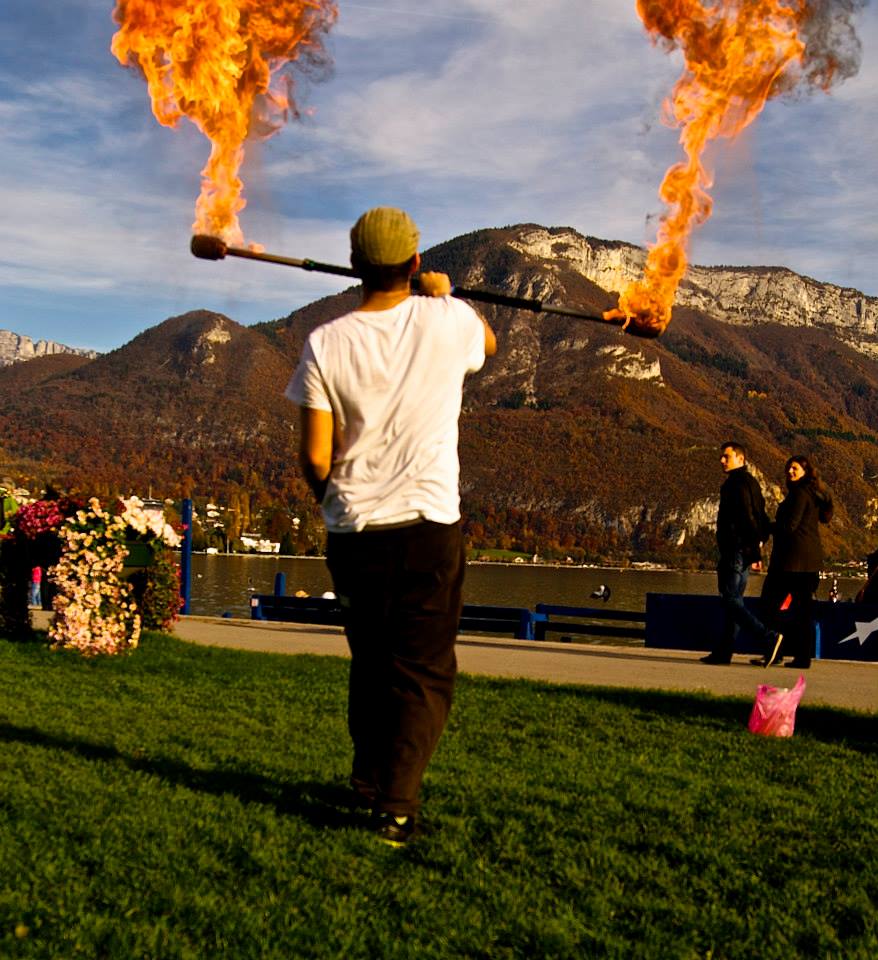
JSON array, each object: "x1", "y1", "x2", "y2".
[
  {"x1": 645, "y1": 593, "x2": 878, "y2": 661},
  {"x1": 534, "y1": 604, "x2": 646, "y2": 642},
  {"x1": 250, "y1": 592, "x2": 543, "y2": 640}
]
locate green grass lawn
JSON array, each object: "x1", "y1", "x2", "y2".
[{"x1": 0, "y1": 632, "x2": 875, "y2": 959}]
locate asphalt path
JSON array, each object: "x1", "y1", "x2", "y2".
[
  {"x1": 170, "y1": 615, "x2": 877, "y2": 714},
  {"x1": 28, "y1": 609, "x2": 876, "y2": 712}
]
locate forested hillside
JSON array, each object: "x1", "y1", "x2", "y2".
[{"x1": 2, "y1": 225, "x2": 877, "y2": 565}]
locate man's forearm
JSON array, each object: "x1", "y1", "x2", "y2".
[
  {"x1": 301, "y1": 457, "x2": 329, "y2": 504},
  {"x1": 298, "y1": 406, "x2": 335, "y2": 506}
]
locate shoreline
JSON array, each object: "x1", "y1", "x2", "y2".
[{"x1": 189, "y1": 551, "x2": 868, "y2": 579}]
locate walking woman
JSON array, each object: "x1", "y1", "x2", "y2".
[{"x1": 760, "y1": 455, "x2": 833, "y2": 668}]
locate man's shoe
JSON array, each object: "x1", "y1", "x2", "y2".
[
  {"x1": 700, "y1": 653, "x2": 731, "y2": 665},
  {"x1": 370, "y1": 811, "x2": 416, "y2": 847},
  {"x1": 784, "y1": 660, "x2": 811, "y2": 669}
]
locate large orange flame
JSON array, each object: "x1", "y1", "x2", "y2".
[
  {"x1": 111, "y1": 0, "x2": 337, "y2": 245},
  {"x1": 605, "y1": 0, "x2": 820, "y2": 336}
]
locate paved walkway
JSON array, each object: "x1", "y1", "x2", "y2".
[
  {"x1": 29, "y1": 610, "x2": 876, "y2": 712},
  {"x1": 167, "y1": 614, "x2": 877, "y2": 714}
]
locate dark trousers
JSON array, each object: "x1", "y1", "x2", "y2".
[
  {"x1": 326, "y1": 520, "x2": 465, "y2": 817},
  {"x1": 761, "y1": 571, "x2": 819, "y2": 665},
  {"x1": 714, "y1": 551, "x2": 775, "y2": 660}
]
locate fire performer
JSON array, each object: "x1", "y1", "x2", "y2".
[
  {"x1": 286, "y1": 207, "x2": 496, "y2": 845},
  {"x1": 702, "y1": 442, "x2": 781, "y2": 666}
]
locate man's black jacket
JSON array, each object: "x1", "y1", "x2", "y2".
[{"x1": 717, "y1": 466, "x2": 769, "y2": 563}]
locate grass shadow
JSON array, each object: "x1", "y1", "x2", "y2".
[
  {"x1": 563, "y1": 685, "x2": 878, "y2": 754},
  {"x1": 0, "y1": 721, "x2": 359, "y2": 829}
]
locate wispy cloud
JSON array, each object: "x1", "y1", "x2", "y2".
[
  {"x1": 0, "y1": 0, "x2": 875, "y2": 353},
  {"x1": 310, "y1": 1, "x2": 677, "y2": 179}
]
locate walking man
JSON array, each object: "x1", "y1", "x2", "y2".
[
  {"x1": 702, "y1": 441, "x2": 782, "y2": 665},
  {"x1": 287, "y1": 207, "x2": 496, "y2": 845}
]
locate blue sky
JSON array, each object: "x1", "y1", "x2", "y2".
[{"x1": 1, "y1": 0, "x2": 876, "y2": 354}]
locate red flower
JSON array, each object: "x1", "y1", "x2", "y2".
[{"x1": 15, "y1": 498, "x2": 83, "y2": 539}]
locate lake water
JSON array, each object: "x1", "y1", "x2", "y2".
[{"x1": 187, "y1": 554, "x2": 864, "y2": 621}]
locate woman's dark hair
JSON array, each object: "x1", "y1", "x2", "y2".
[
  {"x1": 786, "y1": 454, "x2": 833, "y2": 522},
  {"x1": 785, "y1": 454, "x2": 815, "y2": 484}
]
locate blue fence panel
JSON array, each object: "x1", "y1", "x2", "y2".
[{"x1": 646, "y1": 593, "x2": 878, "y2": 661}]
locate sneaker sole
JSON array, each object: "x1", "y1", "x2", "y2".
[{"x1": 376, "y1": 835, "x2": 408, "y2": 848}]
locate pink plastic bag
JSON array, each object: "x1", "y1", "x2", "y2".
[{"x1": 747, "y1": 675, "x2": 807, "y2": 737}]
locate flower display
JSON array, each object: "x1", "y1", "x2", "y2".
[
  {"x1": 47, "y1": 496, "x2": 182, "y2": 656},
  {"x1": 137, "y1": 547, "x2": 185, "y2": 632},
  {"x1": 117, "y1": 496, "x2": 182, "y2": 548},
  {"x1": 14, "y1": 499, "x2": 67, "y2": 539},
  {"x1": 0, "y1": 487, "x2": 29, "y2": 637},
  {"x1": 49, "y1": 528, "x2": 141, "y2": 657}
]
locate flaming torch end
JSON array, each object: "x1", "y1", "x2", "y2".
[
  {"x1": 191, "y1": 234, "x2": 228, "y2": 261},
  {"x1": 622, "y1": 318, "x2": 666, "y2": 340},
  {"x1": 603, "y1": 306, "x2": 668, "y2": 340}
]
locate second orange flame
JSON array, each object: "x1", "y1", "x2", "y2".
[{"x1": 605, "y1": 0, "x2": 810, "y2": 336}]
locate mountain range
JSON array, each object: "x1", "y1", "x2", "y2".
[
  {"x1": 1, "y1": 224, "x2": 876, "y2": 566},
  {"x1": 0, "y1": 329, "x2": 98, "y2": 367}
]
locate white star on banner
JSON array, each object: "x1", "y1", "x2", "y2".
[{"x1": 839, "y1": 617, "x2": 878, "y2": 647}]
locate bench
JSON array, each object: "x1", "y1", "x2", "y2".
[
  {"x1": 459, "y1": 604, "x2": 542, "y2": 640},
  {"x1": 251, "y1": 593, "x2": 541, "y2": 640},
  {"x1": 251, "y1": 593, "x2": 343, "y2": 626},
  {"x1": 533, "y1": 603, "x2": 646, "y2": 643}
]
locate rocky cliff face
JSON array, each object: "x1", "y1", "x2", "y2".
[
  {"x1": 509, "y1": 227, "x2": 878, "y2": 355},
  {"x1": 0, "y1": 329, "x2": 98, "y2": 366},
  {"x1": 2, "y1": 225, "x2": 876, "y2": 565}
]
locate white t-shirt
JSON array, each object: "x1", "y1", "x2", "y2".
[{"x1": 286, "y1": 295, "x2": 486, "y2": 533}]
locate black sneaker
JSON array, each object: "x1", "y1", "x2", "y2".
[
  {"x1": 700, "y1": 653, "x2": 731, "y2": 665},
  {"x1": 370, "y1": 811, "x2": 416, "y2": 847}
]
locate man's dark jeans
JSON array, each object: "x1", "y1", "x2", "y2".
[
  {"x1": 326, "y1": 520, "x2": 465, "y2": 817},
  {"x1": 713, "y1": 550, "x2": 774, "y2": 661}
]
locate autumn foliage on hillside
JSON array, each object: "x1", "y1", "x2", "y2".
[{"x1": 2, "y1": 226, "x2": 877, "y2": 566}]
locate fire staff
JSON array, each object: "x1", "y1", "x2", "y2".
[
  {"x1": 286, "y1": 207, "x2": 496, "y2": 846},
  {"x1": 190, "y1": 235, "x2": 664, "y2": 337}
]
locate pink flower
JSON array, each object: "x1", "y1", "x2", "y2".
[{"x1": 15, "y1": 500, "x2": 64, "y2": 538}]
